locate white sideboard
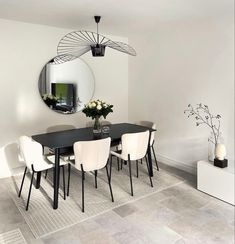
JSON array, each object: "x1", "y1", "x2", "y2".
[{"x1": 197, "y1": 160, "x2": 235, "y2": 205}]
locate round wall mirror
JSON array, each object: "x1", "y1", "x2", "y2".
[{"x1": 38, "y1": 57, "x2": 95, "y2": 114}]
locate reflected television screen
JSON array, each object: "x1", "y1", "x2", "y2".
[{"x1": 51, "y1": 83, "x2": 76, "y2": 113}]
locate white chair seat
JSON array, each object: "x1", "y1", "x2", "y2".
[
  {"x1": 18, "y1": 135, "x2": 68, "y2": 211},
  {"x1": 32, "y1": 159, "x2": 53, "y2": 172},
  {"x1": 44, "y1": 150, "x2": 74, "y2": 162},
  {"x1": 68, "y1": 159, "x2": 75, "y2": 164},
  {"x1": 46, "y1": 155, "x2": 68, "y2": 166},
  {"x1": 67, "y1": 155, "x2": 75, "y2": 160},
  {"x1": 110, "y1": 150, "x2": 125, "y2": 160}
]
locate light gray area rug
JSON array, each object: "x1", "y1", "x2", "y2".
[
  {"x1": 9, "y1": 161, "x2": 184, "y2": 239},
  {"x1": 0, "y1": 228, "x2": 27, "y2": 244}
]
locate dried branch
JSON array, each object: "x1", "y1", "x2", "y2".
[{"x1": 184, "y1": 104, "x2": 221, "y2": 145}]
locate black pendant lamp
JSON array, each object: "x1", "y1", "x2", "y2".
[{"x1": 56, "y1": 16, "x2": 136, "y2": 63}]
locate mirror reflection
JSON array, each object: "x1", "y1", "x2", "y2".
[{"x1": 38, "y1": 57, "x2": 95, "y2": 114}]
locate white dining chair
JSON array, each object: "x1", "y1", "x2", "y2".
[
  {"x1": 138, "y1": 121, "x2": 159, "y2": 171},
  {"x1": 18, "y1": 136, "x2": 67, "y2": 211},
  {"x1": 18, "y1": 136, "x2": 67, "y2": 210},
  {"x1": 67, "y1": 137, "x2": 114, "y2": 212},
  {"x1": 110, "y1": 131, "x2": 153, "y2": 196},
  {"x1": 44, "y1": 125, "x2": 75, "y2": 191}
]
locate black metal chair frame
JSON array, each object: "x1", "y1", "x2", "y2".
[
  {"x1": 110, "y1": 153, "x2": 153, "y2": 196},
  {"x1": 44, "y1": 165, "x2": 67, "y2": 200},
  {"x1": 114, "y1": 140, "x2": 159, "y2": 172},
  {"x1": 18, "y1": 164, "x2": 66, "y2": 211},
  {"x1": 151, "y1": 140, "x2": 159, "y2": 171},
  {"x1": 43, "y1": 145, "x2": 71, "y2": 201},
  {"x1": 67, "y1": 159, "x2": 114, "y2": 212}
]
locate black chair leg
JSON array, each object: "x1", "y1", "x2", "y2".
[
  {"x1": 128, "y1": 155, "x2": 133, "y2": 196},
  {"x1": 145, "y1": 155, "x2": 148, "y2": 163},
  {"x1": 109, "y1": 156, "x2": 113, "y2": 181},
  {"x1": 81, "y1": 165, "x2": 85, "y2": 212},
  {"x1": 62, "y1": 166, "x2": 66, "y2": 200},
  {"x1": 117, "y1": 158, "x2": 120, "y2": 171},
  {"x1": 145, "y1": 158, "x2": 153, "y2": 187},
  {"x1": 136, "y1": 160, "x2": 139, "y2": 178},
  {"x1": 26, "y1": 171, "x2": 35, "y2": 211},
  {"x1": 94, "y1": 170, "x2": 98, "y2": 188},
  {"x1": 44, "y1": 170, "x2": 48, "y2": 179},
  {"x1": 67, "y1": 164, "x2": 71, "y2": 196},
  {"x1": 105, "y1": 165, "x2": 114, "y2": 202},
  {"x1": 18, "y1": 167, "x2": 27, "y2": 197},
  {"x1": 152, "y1": 146, "x2": 159, "y2": 171},
  {"x1": 120, "y1": 160, "x2": 123, "y2": 170}
]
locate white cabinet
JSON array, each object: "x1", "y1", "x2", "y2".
[{"x1": 197, "y1": 160, "x2": 234, "y2": 205}]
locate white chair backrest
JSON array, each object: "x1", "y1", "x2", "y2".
[
  {"x1": 138, "y1": 121, "x2": 156, "y2": 146},
  {"x1": 19, "y1": 136, "x2": 44, "y2": 169},
  {"x1": 121, "y1": 131, "x2": 150, "y2": 161},
  {"x1": 73, "y1": 137, "x2": 111, "y2": 171},
  {"x1": 47, "y1": 124, "x2": 76, "y2": 133}
]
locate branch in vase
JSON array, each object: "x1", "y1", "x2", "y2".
[{"x1": 184, "y1": 103, "x2": 222, "y2": 145}]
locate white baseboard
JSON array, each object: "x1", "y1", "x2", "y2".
[
  {"x1": 2, "y1": 156, "x2": 197, "y2": 179},
  {"x1": 156, "y1": 153, "x2": 197, "y2": 175}
]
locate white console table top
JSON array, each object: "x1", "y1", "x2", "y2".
[{"x1": 199, "y1": 160, "x2": 235, "y2": 174}]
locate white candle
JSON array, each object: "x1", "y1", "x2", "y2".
[{"x1": 215, "y1": 143, "x2": 226, "y2": 160}]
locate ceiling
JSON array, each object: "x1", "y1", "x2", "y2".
[{"x1": 0, "y1": 0, "x2": 233, "y2": 36}]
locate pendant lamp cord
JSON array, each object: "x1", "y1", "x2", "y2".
[{"x1": 97, "y1": 22, "x2": 99, "y2": 44}]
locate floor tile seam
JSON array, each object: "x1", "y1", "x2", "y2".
[
  {"x1": 8, "y1": 167, "x2": 185, "y2": 239},
  {"x1": 39, "y1": 180, "x2": 185, "y2": 239}
]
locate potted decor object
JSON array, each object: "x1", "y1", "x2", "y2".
[
  {"x1": 214, "y1": 143, "x2": 228, "y2": 168},
  {"x1": 184, "y1": 103, "x2": 228, "y2": 167},
  {"x1": 82, "y1": 99, "x2": 113, "y2": 134},
  {"x1": 42, "y1": 94, "x2": 58, "y2": 108}
]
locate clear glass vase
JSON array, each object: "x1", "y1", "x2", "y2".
[
  {"x1": 93, "y1": 116, "x2": 101, "y2": 134},
  {"x1": 208, "y1": 133, "x2": 215, "y2": 162},
  {"x1": 208, "y1": 132, "x2": 223, "y2": 162}
]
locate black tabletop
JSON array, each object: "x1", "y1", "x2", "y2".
[{"x1": 32, "y1": 123, "x2": 155, "y2": 149}]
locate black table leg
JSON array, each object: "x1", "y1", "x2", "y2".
[
  {"x1": 53, "y1": 148, "x2": 60, "y2": 209},
  {"x1": 147, "y1": 144, "x2": 154, "y2": 177},
  {"x1": 35, "y1": 172, "x2": 41, "y2": 189}
]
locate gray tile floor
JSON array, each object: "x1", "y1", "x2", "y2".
[{"x1": 0, "y1": 163, "x2": 234, "y2": 244}]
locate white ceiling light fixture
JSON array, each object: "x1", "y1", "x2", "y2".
[{"x1": 56, "y1": 16, "x2": 136, "y2": 64}]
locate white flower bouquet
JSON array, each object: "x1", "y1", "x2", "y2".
[
  {"x1": 42, "y1": 94, "x2": 58, "y2": 106},
  {"x1": 82, "y1": 99, "x2": 113, "y2": 119}
]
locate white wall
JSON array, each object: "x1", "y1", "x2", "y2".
[
  {"x1": 0, "y1": 15, "x2": 233, "y2": 178},
  {"x1": 0, "y1": 19, "x2": 128, "y2": 178},
  {"x1": 129, "y1": 17, "x2": 234, "y2": 174}
]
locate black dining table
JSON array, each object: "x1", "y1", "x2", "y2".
[{"x1": 32, "y1": 123, "x2": 156, "y2": 209}]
